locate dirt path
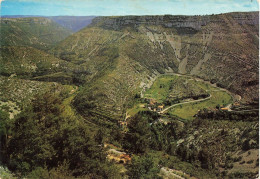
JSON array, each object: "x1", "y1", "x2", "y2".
[
  {"x1": 124, "y1": 112, "x2": 131, "y2": 121},
  {"x1": 178, "y1": 55, "x2": 188, "y2": 74}
]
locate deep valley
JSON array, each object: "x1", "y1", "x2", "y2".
[{"x1": 0, "y1": 11, "x2": 259, "y2": 179}]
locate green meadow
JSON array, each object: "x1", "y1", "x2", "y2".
[{"x1": 130, "y1": 74, "x2": 233, "y2": 120}]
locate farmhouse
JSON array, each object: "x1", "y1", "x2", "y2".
[
  {"x1": 157, "y1": 105, "x2": 164, "y2": 112},
  {"x1": 220, "y1": 107, "x2": 229, "y2": 111}
]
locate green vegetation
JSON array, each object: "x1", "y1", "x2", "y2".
[
  {"x1": 127, "y1": 103, "x2": 147, "y2": 116},
  {"x1": 168, "y1": 90, "x2": 232, "y2": 120},
  {"x1": 0, "y1": 76, "x2": 64, "y2": 115},
  {"x1": 0, "y1": 18, "x2": 72, "y2": 50},
  {"x1": 0, "y1": 12, "x2": 259, "y2": 178},
  {"x1": 0, "y1": 166, "x2": 16, "y2": 179},
  {"x1": 0, "y1": 46, "x2": 65, "y2": 77},
  {"x1": 144, "y1": 75, "x2": 207, "y2": 103},
  {"x1": 140, "y1": 74, "x2": 233, "y2": 120},
  {"x1": 1, "y1": 91, "x2": 121, "y2": 178},
  {"x1": 122, "y1": 111, "x2": 227, "y2": 178},
  {"x1": 127, "y1": 154, "x2": 160, "y2": 179}
]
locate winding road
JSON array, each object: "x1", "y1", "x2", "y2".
[
  {"x1": 144, "y1": 72, "x2": 237, "y2": 115},
  {"x1": 160, "y1": 94, "x2": 212, "y2": 114},
  {"x1": 132, "y1": 72, "x2": 239, "y2": 120}
]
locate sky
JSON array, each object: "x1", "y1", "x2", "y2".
[{"x1": 0, "y1": 0, "x2": 259, "y2": 16}]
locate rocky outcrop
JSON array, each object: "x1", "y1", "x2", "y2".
[
  {"x1": 1, "y1": 17, "x2": 52, "y2": 24},
  {"x1": 91, "y1": 15, "x2": 210, "y2": 30},
  {"x1": 91, "y1": 12, "x2": 259, "y2": 31},
  {"x1": 231, "y1": 12, "x2": 259, "y2": 25}
]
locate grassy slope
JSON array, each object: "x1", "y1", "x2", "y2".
[
  {"x1": 0, "y1": 18, "x2": 76, "y2": 84},
  {"x1": 99, "y1": 13, "x2": 259, "y2": 102},
  {"x1": 52, "y1": 27, "x2": 151, "y2": 120},
  {"x1": 187, "y1": 13, "x2": 259, "y2": 102},
  {"x1": 144, "y1": 75, "x2": 207, "y2": 103},
  {"x1": 169, "y1": 91, "x2": 232, "y2": 120},
  {"x1": 168, "y1": 78, "x2": 233, "y2": 120}
]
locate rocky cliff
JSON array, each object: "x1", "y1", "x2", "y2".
[{"x1": 91, "y1": 12, "x2": 258, "y2": 31}]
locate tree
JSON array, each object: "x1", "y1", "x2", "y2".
[
  {"x1": 242, "y1": 139, "x2": 250, "y2": 151},
  {"x1": 123, "y1": 114, "x2": 151, "y2": 154},
  {"x1": 0, "y1": 109, "x2": 10, "y2": 163},
  {"x1": 128, "y1": 155, "x2": 160, "y2": 179},
  {"x1": 5, "y1": 91, "x2": 120, "y2": 178}
]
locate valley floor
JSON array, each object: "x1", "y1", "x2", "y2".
[{"x1": 127, "y1": 73, "x2": 234, "y2": 121}]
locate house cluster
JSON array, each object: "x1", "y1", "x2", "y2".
[
  {"x1": 119, "y1": 121, "x2": 128, "y2": 128},
  {"x1": 221, "y1": 102, "x2": 240, "y2": 111},
  {"x1": 220, "y1": 107, "x2": 229, "y2": 111},
  {"x1": 146, "y1": 98, "x2": 164, "y2": 112}
]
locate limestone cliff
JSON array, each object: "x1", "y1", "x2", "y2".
[{"x1": 91, "y1": 12, "x2": 258, "y2": 31}]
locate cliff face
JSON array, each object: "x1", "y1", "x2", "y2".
[
  {"x1": 91, "y1": 12, "x2": 259, "y2": 31},
  {"x1": 231, "y1": 12, "x2": 259, "y2": 25},
  {"x1": 92, "y1": 15, "x2": 210, "y2": 30}
]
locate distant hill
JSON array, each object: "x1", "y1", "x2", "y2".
[
  {"x1": 1, "y1": 15, "x2": 96, "y2": 32},
  {"x1": 0, "y1": 17, "x2": 71, "y2": 78},
  {"x1": 48, "y1": 16, "x2": 95, "y2": 32},
  {"x1": 0, "y1": 17, "x2": 72, "y2": 50},
  {"x1": 1, "y1": 15, "x2": 42, "y2": 18}
]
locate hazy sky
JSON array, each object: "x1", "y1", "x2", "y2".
[{"x1": 1, "y1": 0, "x2": 259, "y2": 16}]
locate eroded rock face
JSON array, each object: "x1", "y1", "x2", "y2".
[
  {"x1": 91, "y1": 15, "x2": 209, "y2": 30},
  {"x1": 231, "y1": 12, "x2": 259, "y2": 25},
  {"x1": 91, "y1": 12, "x2": 259, "y2": 31},
  {"x1": 1, "y1": 17, "x2": 52, "y2": 24}
]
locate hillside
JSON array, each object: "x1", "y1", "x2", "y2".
[
  {"x1": 91, "y1": 12, "x2": 259, "y2": 102},
  {"x1": 0, "y1": 46, "x2": 67, "y2": 77},
  {"x1": 51, "y1": 12, "x2": 259, "y2": 121},
  {"x1": 0, "y1": 17, "x2": 74, "y2": 81},
  {"x1": 0, "y1": 17, "x2": 72, "y2": 50}
]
